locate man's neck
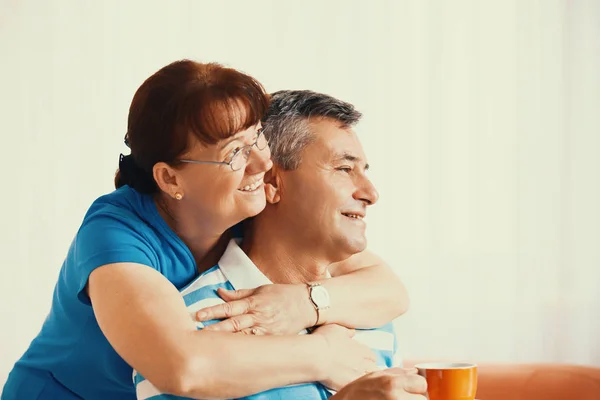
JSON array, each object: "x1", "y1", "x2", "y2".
[{"x1": 242, "y1": 217, "x2": 330, "y2": 284}]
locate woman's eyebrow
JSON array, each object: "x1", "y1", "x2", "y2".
[
  {"x1": 220, "y1": 134, "x2": 245, "y2": 150},
  {"x1": 220, "y1": 124, "x2": 261, "y2": 150}
]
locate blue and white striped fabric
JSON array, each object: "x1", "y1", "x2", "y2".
[{"x1": 133, "y1": 239, "x2": 400, "y2": 400}]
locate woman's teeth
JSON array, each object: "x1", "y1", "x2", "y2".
[{"x1": 239, "y1": 179, "x2": 263, "y2": 192}]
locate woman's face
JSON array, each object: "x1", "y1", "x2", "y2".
[{"x1": 174, "y1": 122, "x2": 273, "y2": 232}]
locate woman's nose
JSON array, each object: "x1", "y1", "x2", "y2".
[{"x1": 246, "y1": 144, "x2": 273, "y2": 174}]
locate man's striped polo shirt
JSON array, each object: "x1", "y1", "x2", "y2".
[{"x1": 133, "y1": 239, "x2": 400, "y2": 400}]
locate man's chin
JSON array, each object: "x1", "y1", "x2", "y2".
[{"x1": 340, "y1": 236, "x2": 368, "y2": 256}]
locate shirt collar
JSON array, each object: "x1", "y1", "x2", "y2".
[
  {"x1": 218, "y1": 239, "x2": 273, "y2": 290},
  {"x1": 217, "y1": 238, "x2": 331, "y2": 290}
]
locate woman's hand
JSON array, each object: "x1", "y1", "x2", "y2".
[
  {"x1": 330, "y1": 367, "x2": 427, "y2": 400},
  {"x1": 311, "y1": 324, "x2": 379, "y2": 390},
  {"x1": 195, "y1": 284, "x2": 316, "y2": 335}
]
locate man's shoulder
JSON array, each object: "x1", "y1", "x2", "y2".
[
  {"x1": 180, "y1": 265, "x2": 229, "y2": 296},
  {"x1": 179, "y1": 266, "x2": 234, "y2": 323}
]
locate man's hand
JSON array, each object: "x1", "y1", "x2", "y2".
[
  {"x1": 331, "y1": 368, "x2": 428, "y2": 400},
  {"x1": 311, "y1": 324, "x2": 379, "y2": 390},
  {"x1": 195, "y1": 284, "x2": 314, "y2": 335}
]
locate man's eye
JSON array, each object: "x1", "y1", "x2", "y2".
[{"x1": 337, "y1": 166, "x2": 352, "y2": 173}]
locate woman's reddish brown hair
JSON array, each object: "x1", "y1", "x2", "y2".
[{"x1": 115, "y1": 60, "x2": 270, "y2": 193}]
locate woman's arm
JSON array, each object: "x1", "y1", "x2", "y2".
[
  {"x1": 88, "y1": 262, "x2": 374, "y2": 398},
  {"x1": 197, "y1": 249, "x2": 409, "y2": 334},
  {"x1": 321, "y1": 249, "x2": 410, "y2": 328}
]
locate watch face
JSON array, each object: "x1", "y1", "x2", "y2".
[{"x1": 311, "y1": 286, "x2": 330, "y2": 308}]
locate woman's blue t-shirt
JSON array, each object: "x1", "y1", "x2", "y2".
[{"x1": 2, "y1": 186, "x2": 201, "y2": 400}]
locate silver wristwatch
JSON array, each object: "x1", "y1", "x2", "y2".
[{"x1": 307, "y1": 282, "x2": 331, "y2": 326}]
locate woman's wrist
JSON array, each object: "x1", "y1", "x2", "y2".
[{"x1": 293, "y1": 283, "x2": 319, "y2": 329}]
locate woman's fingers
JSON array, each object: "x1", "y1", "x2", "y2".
[
  {"x1": 202, "y1": 313, "x2": 256, "y2": 333},
  {"x1": 216, "y1": 288, "x2": 255, "y2": 301},
  {"x1": 196, "y1": 298, "x2": 252, "y2": 321}
]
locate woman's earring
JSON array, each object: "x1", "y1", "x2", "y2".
[{"x1": 174, "y1": 192, "x2": 183, "y2": 200}]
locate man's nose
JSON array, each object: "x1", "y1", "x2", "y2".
[{"x1": 354, "y1": 176, "x2": 379, "y2": 205}]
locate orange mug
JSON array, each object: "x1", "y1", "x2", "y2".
[{"x1": 415, "y1": 362, "x2": 478, "y2": 400}]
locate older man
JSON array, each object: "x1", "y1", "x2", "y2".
[{"x1": 133, "y1": 90, "x2": 426, "y2": 399}]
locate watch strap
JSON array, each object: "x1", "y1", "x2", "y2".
[{"x1": 307, "y1": 282, "x2": 326, "y2": 326}]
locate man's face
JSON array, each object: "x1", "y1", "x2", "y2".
[{"x1": 275, "y1": 118, "x2": 379, "y2": 260}]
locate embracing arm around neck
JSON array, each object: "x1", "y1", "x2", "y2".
[{"x1": 322, "y1": 249, "x2": 410, "y2": 328}]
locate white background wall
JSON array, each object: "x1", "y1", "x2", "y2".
[{"x1": 1, "y1": 0, "x2": 599, "y2": 388}]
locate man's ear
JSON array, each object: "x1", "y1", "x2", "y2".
[{"x1": 264, "y1": 165, "x2": 282, "y2": 204}]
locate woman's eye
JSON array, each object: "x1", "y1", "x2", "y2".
[
  {"x1": 226, "y1": 147, "x2": 242, "y2": 161},
  {"x1": 251, "y1": 130, "x2": 262, "y2": 142}
]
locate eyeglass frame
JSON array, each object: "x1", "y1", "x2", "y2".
[{"x1": 175, "y1": 130, "x2": 268, "y2": 172}]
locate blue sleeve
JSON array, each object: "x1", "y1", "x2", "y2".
[{"x1": 72, "y1": 209, "x2": 159, "y2": 305}]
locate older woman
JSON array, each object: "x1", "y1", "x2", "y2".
[{"x1": 2, "y1": 60, "x2": 409, "y2": 400}]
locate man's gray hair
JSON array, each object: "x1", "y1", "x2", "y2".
[{"x1": 262, "y1": 90, "x2": 362, "y2": 170}]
